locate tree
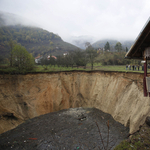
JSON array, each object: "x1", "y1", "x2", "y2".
[
  {"x1": 49, "y1": 56, "x2": 56, "y2": 67},
  {"x1": 115, "y1": 42, "x2": 122, "y2": 52},
  {"x1": 41, "y1": 57, "x2": 50, "y2": 70},
  {"x1": 85, "y1": 42, "x2": 98, "y2": 70},
  {"x1": 104, "y1": 42, "x2": 110, "y2": 51},
  {"x1": 74, "y1": 49, "x2": 88, "y2": 68},
  {"x1": 85, "y1": 42, "x2": 91, "y2": 48},
  {"x1": 0, "y1": 55, "x2": 4, "y2": 64},
  {"x1": 8, "y1": 40, "x2": 16, "y2": 66},
  {"x1": 12, "y1": 44, "x2": 34, "y2": 71},
  {"x1": 97, "y1": 52, "x2": 131, "y2": 65},
  {"x1": 50, "y1": 41, "x2": 53, "y2": 45},
  {"x1": 126, "y1": 47, "x2": 128, "y2": 52},
  {"x1": 56, "y1": 55, "x2": 61, "y2": 67},
  {"x1": 64, "y1": 51, "x2": 75, "y2": 68}
]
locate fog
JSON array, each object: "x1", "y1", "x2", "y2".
[{"x1": 0, "y1": 0, "x2": 150, "y2": 42}]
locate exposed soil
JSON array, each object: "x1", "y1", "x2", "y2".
[{"x1": 0, "y1": 107, "x2": 129, "y2": 150}]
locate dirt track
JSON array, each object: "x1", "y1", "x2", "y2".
[{"x1": 0, "y1": 107, "x2": 129, "y2": 150}]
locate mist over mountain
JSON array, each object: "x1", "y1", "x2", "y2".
[
  {"x1": 121, "y1": 40, "x2": 134, "y2": 49},
  {"x1": 68, "y1": 35, "x2": 134, "y2": 50},
  {"x1": 67, "y1": 35, "x2": 97, "y2": 49},
  {"x1": 0, "y1": 11, "x2": 134, "y2": 58},
  {"x1": 92, "y1": 39, "x2": 134, "y2": 51},
  {"x1": 0, "y1": 11, "x2": 37, "y2": 27},
  {"x1": 0, "y1": 11, "x2": 79, "y2": 57}
]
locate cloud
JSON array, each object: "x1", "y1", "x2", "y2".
[{"x1": 0, "y1": 0, "x2": 150, "y2": 41}]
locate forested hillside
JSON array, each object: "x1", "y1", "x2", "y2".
[
  {"x1": 92, "y1": 39, "x2": 134, "y2": 51},
  {"x1": 0, "y1": 12, "x2": 79, "y2": 58},
  {"x1": 0, "y1": 25, "x2": 79, "y2": 57}
]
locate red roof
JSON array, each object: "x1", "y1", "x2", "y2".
[
  {"x1": 35, "y1": 56, "x2": 41, "y2": 59},
  {"x1": 52, "y1": 56, "x2": 57, "y2": 59}
]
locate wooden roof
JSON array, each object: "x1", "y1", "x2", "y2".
[{"x1": 125, "y1": 17, "x2": 150, "y2": 60}]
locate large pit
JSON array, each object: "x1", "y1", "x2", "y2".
[{"x1": 0, "y1": 71, "x2": 150, "y2": 134}]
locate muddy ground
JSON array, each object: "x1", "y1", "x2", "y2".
[{"x1": 0, "y1": 107, "x2": 129, "y2": 150}]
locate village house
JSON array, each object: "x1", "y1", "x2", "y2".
[
  {"x1": 35, "y1": 56, "x2": 43, "y2": 63},
  {"x1": 125, "y1": 17, "x2": 150, "y2": 97},
  {"x1": 63, "y1": 52, "x2": 68, "y2": 57},
  {"x1": 47, "y1": 55, "x2": 57, "y2": 60}
]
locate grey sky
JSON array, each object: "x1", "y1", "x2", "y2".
[{"x1": 0, "y1": 0, "x2": 150, "y2": 42}]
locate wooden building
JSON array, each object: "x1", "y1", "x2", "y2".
[{"x1": 125, "y1": 17, "x2": 150, "y2": 97}]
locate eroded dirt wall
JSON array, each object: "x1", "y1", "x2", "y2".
[{"x1": 0, "y1": 71, "x2": 150, "y2": 134}]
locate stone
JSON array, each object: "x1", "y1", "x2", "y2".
[{"x1": 145, "y1": 116, "x2": 150, "y2": 126}]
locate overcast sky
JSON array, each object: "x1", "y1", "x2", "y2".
[{"x1": 0, "y1": 0, "x2": 150, "y2": 42}]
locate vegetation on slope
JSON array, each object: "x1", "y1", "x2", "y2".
[
  {"x1": 0, "y1": 41, "x2": 144, "y2": 74},
  {"x1": 0, "y1": 25, "x2": 79, "y2": 58},
  {"x1": 114, "y1": 123, "x2": 150, "y2": 150},
  {"x1": 92, "y1": 39, "x2": 134, "y2": 51}
]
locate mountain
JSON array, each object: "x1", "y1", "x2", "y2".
[
  {"x1": 92, "y1": 39, "x2": 134, "y2": 51},
  {"x1": 92, "y1": 39, "x2": 118, "y2": 49},
  {"x1": 67, "y1": 35, "x2": 97, "y2": 49},
  {"x1": 0, "y1": 12, "x2": 79, "y2": 57},
  {"x1": 121, "y1": 40, "x2": 134, "y2": 50}
]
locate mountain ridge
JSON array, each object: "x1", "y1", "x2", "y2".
[
  {"x1": 92, "y1": 39, "x2": 134, "y2": 51},
  {"x1": 67, "y1": 35, "x2": 134, "y2": 50},
  {"x1": 0, "y1": 12, "x2": 79, "y2": 57}
]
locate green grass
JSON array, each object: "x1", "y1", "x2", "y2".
[
  {"x1": 86, "y1": 63, "x2": 102, "y2": 67},
  {"x1": 96, "y1": 65, "x2": 145, "y2": 73},
  {"x1": 0, "y1": 64, "x2": 147, "y2": 73},
  {"x1": 32, "y1": 65, "x2": 91, "y2": 72},
  {"x1": 114, "y1": 123, "x2": 150, "y2": 150},
  {"x1": 85, "y1": 63, "x2": 146, "y2": 73}
]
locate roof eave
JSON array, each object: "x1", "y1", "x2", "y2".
[{"x1": 125, "y1": 17, "x2": 150, "y2": 59}]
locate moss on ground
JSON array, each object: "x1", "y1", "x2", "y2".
[{"x1": 114, "y1": 123, "x2": 150, "y2": 150}]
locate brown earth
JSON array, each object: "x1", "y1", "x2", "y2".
[{"x1": 0, "y1": 71, "x2": 150, "y2": 135}]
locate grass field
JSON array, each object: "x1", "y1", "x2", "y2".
[
  {"x1": 32, "y1": 63, "x2": 146, "y2": 73},
  {"x1": 0, "y1": 63, "x2": 147, "y2": 73},
  {"x1": 94, "y1": 65, "x2": 145, "y2": 73}
]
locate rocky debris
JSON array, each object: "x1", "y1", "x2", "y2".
[
  {"x1": 78, "y1": 113, "x2": 87, "y2": 121},
  {"x1": 0, "y1": 113, "x2": 17, "y2": 120},
  {"x1": 145, "y1": 116, "x2": 150, "y2": 126},
  {"x1": 0, "y1": 107, "x2": 129, "y2": 150}
]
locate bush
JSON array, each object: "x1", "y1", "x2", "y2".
[{"x1": 12, "y1": 44, "x2": 35, "y2": 71}]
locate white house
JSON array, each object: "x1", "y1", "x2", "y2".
[{"x1": 35, "y1": 56, "x2": 43, "y2": 63}]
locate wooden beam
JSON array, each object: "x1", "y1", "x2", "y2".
[
  {"x1": 132, "y1": 31, "x2": 150, "y2": 57},
  {"x1": 143, "y1": 57, "x2": 148, "y2": 97}
]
